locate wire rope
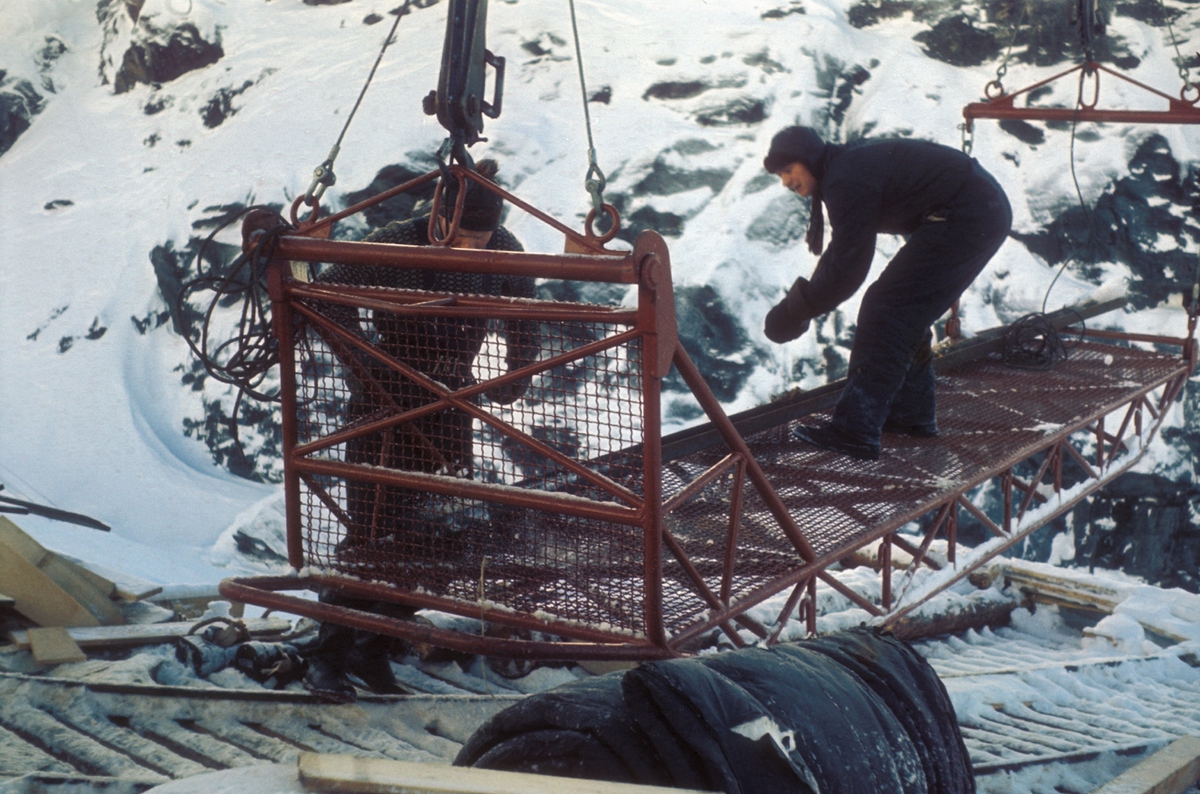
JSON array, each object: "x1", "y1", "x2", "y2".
[
  {"x1": 177, "y1": 208, "x2": 293, "y2": 456},
  {"x1": 304, "y1": 2, "x2": 410, "y2": 204},
  {"x1": 567, "y1": 0, "x2": 607, "y2": 213}
]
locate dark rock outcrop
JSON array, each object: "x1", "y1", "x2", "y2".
[
  {"x1": 1012, "y1": 134, "x2": 1200, "y2": 311},
  {"x1": 667, "y1": 284, "x2": 760, "y2": 404},
  {"x1": 914, "y1": 15, "x2": 999, "y2": 67},
  {"x1": 113, "y1": 22, "x2": 223, "y2": 94},
  {"x1": 0, "y1": 72, "x2": 45, "y2": 157}
]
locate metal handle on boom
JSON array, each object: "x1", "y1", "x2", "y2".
[{"x1": 423, "y1": 0, "x2": 505, "y2": 157}]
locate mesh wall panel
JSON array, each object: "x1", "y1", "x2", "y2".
[{"x1": 288, "y1": 284, "x2": 649, "y2": 635}]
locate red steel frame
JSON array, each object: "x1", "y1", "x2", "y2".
[
  {"x1": 963, "y1": 60, "x2": 1200, "y2": 129},
  {"x1": 220, "y1": 169, "x2": 1197, "y2": 659}
]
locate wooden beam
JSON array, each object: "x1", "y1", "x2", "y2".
[
  {"x1": 7, "y1": 617, "x2": 292, "y2": 650},
  {"x1": 0, "y1": 543, "x2": 99, "y2": 628},
  {"x1": 996, "y1": 558, "x2": 1123, "y2": 613},
  {"x1": 297, "y1": 753, "x2": 709, "y2": 794},
  {"x1": 57, "y1": 554, "x2": 163, "y2": 602},
  {"x1": 0, "y1": 517, "x2": 124, "y2": 625},
  {"x1": 1089, "y1": 736, "x2": 1200, "y2": 794}
]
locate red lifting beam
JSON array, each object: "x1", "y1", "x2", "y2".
[{"x1": 964, "y1": 61, "x2": 1200, "y2": 129}]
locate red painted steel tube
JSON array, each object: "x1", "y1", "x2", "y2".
[
  {"x1": 294, "y1": 457, "x2": 644, "y2": 525},
  {"x1": 638, "y1": 247, "x2": 667, "y2": 650},
  {"x1": 288, "y1": 281, "x2": 640, "y2": 323},
  {"x1": 720, "y1": 457, "x2": 747, "y2": 605},
  {"x1": 958, "y1": 493, "x2": 1007, "y2": 540},
  {"x1": 1106, "y1": 399, "x2": 1139, "y2": 469},
  {"x1": 671, "y1": 344, "x2": 818, "y2": 563},
  {"x1": 966, "y1": 106, "x2": 1200, "y2": 124},
  {"x1": 1069, "y1": 328, "x2": 1190, "y2": 347},
  {"x1": 659, "y1": 527, "x2": 766, "y2": 640},
  {"x1": 269, "y1": 262, "x2": 305, "y2": 570},
  {"x1": 300, "y1": 574, "x2": 644, "y2": 644},
  {"x1": 805, "y1": 577, "x2": 817, "y2": 636},
  {"x1": 1061, "y1": 440, "x2": 1099, "y2": 480},
  {"x1": 302, "y1": 171, "x2": 439, "y2": 235},
  {"x1": 275, "y1": 236, "x2": 640, "y2": 283},
  {"x1": 881, "y1": 535, "x2": 892, "y2": 611},
  {"x1": 662, "y1": 453, "x2": 740, "y2": 513},
  {"x1": 769, "y1": 577, "x2": 809, "y2": 643},
  {"x1": 218, "y1": 578, "x2": 671, "y2": 661},
  {"x1": 224, "y1": 574, "x2": 640, "y2": 644},
  {"x1": 964, "y1": 62, "x2": 1200, "y2": 128},
  {"x1": 819, "y1": 570, "x2": 885, "y2": 616},
  {"x1": 1015, "y1": 446, "x2": 1059, "y2": 523},
  {"x1": 289, "y1": 305, "x2": 647, "y2": 508},
  {"x1": 891, "y1": 522, "x2": 944, "y2": 572},
  {"x1": 300, "y1": 166, "x2": 621, "y2": 256}
]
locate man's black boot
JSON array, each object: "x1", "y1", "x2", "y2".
[
  {"x1": 347, "y1": 633, "x2": 411, "y2": 695},
  {"x1": 302, "y1": 621, "x2": 358, "y2": 703},
  {"x1": 793, "y1": 423, "x2": 880, "y2": 461},
  {"x1": 881, "y1": 419, "x2": 938, "y2": 438},
  {"x1": 303, "y1": 653, "x2": 357, "y2": 703}
]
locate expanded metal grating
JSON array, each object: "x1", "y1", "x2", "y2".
[{"x1": 730, "y1": 341, "x2": 1183, "y2": 556}]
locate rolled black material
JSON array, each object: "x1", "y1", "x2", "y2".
[{"x1": 456, "y1": 627, "x2": 974, "y2": 794}]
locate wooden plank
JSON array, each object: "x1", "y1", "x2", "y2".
[
  {"x1": 0, "y1": 543, "x2": 99, "y2": 628},
  {"x1": 7, "y1": 617, "x2": 292, "y2": 650},
  {"x1": 1090, "y1": 736, "x2": 1200, "y2": 794},
  {"x1": 297, "y1": 753, "x2": 709, "y2": 794},
  {"x1": 994, "y1": 559, "x2": 1199, "y2": 644},
  {"x1": 998, "y1": 559, "x2": 1123, "y2": 613},
  {"x1": 0, "y1": 517, "x2": 124, "y2": 625},
  {"x1": 27, "y1": 627, "x2": 87, "y2": 665},
  {"x1": 59, "y1": 554, "x2": 163, "y2": 601}
]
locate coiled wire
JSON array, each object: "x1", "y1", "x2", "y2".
[
  {"x1": 177, "y1": 206, "x2": 293, "y2": 446},
  {"x1": 1001, "y1": 311, "x2": 1083, "y2": 369}
]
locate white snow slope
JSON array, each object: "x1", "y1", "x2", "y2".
[{"x1": 2, "y1": 1, "x2": 1199, "y2": 588}]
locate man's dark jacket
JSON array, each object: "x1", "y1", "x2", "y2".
[{"x1": 798, "y1": 139, "x2": 983, "y2": 317}]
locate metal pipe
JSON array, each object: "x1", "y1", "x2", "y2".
[
  {"x1": 275, "y1": 236, "x2": 639, "y2": 283},
  {"x1": 295, "y1": 457, "x2": 643, "y2": 525}
]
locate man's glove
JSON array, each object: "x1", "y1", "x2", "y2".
[{"x1": 764, "y1": 277, "x2": 817, "y2": 343}]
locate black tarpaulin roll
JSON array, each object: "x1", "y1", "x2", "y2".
[
  {"x1": 455, "y1": 672, "x2": 674, "y2": 786},
  {"x1": 455, "y1": 628, "x2": 974, "y2": 794},
  {"x1": 794, "y1": 631, "x2": 974, "y2": 794}
]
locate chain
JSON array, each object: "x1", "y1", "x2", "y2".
[
  {"x1": 1158, "y1": 0, "x2": 1196, "y2": 94},
  {"x1": 568, "y1": 0, "x2": 607, "y2": 213},
  {"x1": 990, "y1": 3, "x2": 1027, "y2": 96}
]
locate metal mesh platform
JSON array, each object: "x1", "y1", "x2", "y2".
[
  {"x1": 221, "y1": 201, "x2": 1194, "y2": 659},
  {"x1": 659, "y1": 340, "x2": 1188, "y2": 633}
]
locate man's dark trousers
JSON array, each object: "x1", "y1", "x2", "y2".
[{"x1": 831, "y1": 161, "x2": 1012, "y2": 446}]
